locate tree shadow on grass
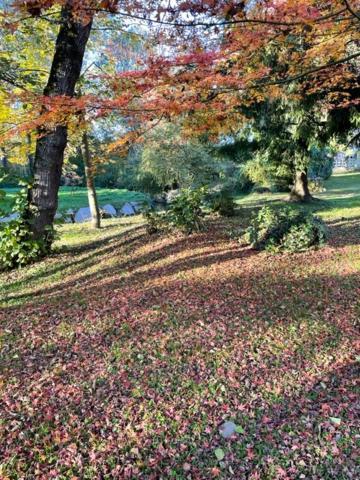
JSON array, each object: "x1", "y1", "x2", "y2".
[
  {"x1": 58, "y1": 224, "x2": 145, "y2": 255},
  {"x1": 0, "y1": 241, "x2": 257, "y2": 307},
  {"x1": 0, "y1": 216, "x2": 241, "y2": 304},
  {"x1": 0, "y1": 266, "x2": 358, "y2": 478},
  {"x1": 326, "y1": 216, "x2": 360, "y2": 248},
  {"x1": 0, "y1": 226, "x2": 147, "y2": 299},
  {"x1": 2, "y1": 208, "x2": 360, "y2": 310}
]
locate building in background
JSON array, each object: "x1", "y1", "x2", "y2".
[{"x1": 334, "y1": 147, "x2": 360, "y2": 171}]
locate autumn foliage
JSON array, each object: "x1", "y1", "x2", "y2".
[{"x1": 1, "y1": 1, "x2": 359, "y2": 142}]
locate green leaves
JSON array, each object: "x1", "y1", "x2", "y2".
[
  {"x1": 214, "y1": 448, "x2": 225, "y2": 461},
  {"x1": 144, "y1": 187, "x2": 208, "y2": 236},
  {"x1": 0, "y1": 182, "x2": 49, "y2": 270},
  {"x1": 245, "y1": 205, "x2": 328, "y2": 253},
  {"x1": 235, "y1": 425, "x2": 245, "y2": 434},
  {"x1": 167, "y1": 187, "x2": 207, "y2": 234},
  {"x1": 330, "y1": 417, "x2": 341, "y2": 426}
]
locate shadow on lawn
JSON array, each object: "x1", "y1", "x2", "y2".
[
  {"x1": 59, "y1": 224, "x2": 144, "y2": 254},
  {"x1": 0, "y1": 261, "x2": 358, "y2": 478},
  {"x1": 1, "y1": 253, "x2": 359, "y2": 375},
  {"x1": 1, "y1": 241, "x2": 256, "y2": 306},
  {"x1": 1, "y1": 213, "x2": 360, "y2": 306},
  {"x1": 0, "y1": 226, "x2": 147, "y2": 299},
  {"x1": 326, "y1": 216, "x2": 360, "y2": 247},
  {"x1": 0, "y1": 208, "x2": 359, "y2": 478},
  {"x1": 0, "y1": 217, "x2": 235, "y2": 304}
]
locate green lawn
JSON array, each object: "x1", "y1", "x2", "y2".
[
  {"x1": 0, "y1": 173, "x2": 359, "y2": 479},
  {"x1": 235, "y1": 172, "x2": 360, "y2": 221},
  {"x1": 1, "y1": 186, "x2": 148, "y2": 214},
  {"x1": 2, "y1": 173, "x2": 359, "y2": 219}
]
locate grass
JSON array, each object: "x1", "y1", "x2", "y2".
[
  {"x1": 235, "y1": 172, "x2": 360, "y2": 220},
  {"x1": 0, "y1": 186, "x2": 148, "y2": 215},
  {"x1": 0, "y1": 173, "x2": 359, "y2": 479}
]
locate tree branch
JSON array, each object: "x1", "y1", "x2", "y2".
[
  {"x1": 89, "y1": 7, "x2": 350, "y2": 29},
  {"x1": 257, "y1": 52, "x2": 360, "y2": 87},
  {"x1": 343, "y1": 0, "x2": 360, "y2": 21}
]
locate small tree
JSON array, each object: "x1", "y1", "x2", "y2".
[
  {"x1": 80, "y1": 131, "x2": 101, "y2": 229},
  {"x1": 139, "y1": 122, "x2": 219, "y2": 191}
]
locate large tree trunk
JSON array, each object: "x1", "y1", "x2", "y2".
[
  {"x1": 26, "y1": 134, "x2": 34, "y2": 178},
  {"x1": 1, "y1": 148, "x2": 8, "y2": 170},
  {"x1": 81, "y1": 132, "x2": 101, "y2": 229},
  {"x1": 288, "y1": 170, "x2": 313, "y2": 202},
  {"x1": 28, "y1": 4, "x2": 92, "y2": 243}
]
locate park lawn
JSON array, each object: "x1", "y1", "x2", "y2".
[
  {"x1": 0, "y1": 174, "x2": 359, "y2": 479},
  {"x1": 235, "y1": 171, "x2": 360, "y2": 221},
  {"x1": 0, "y1": 186, "x2": 148, "y2": 215}
]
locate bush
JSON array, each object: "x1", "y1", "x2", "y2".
[
  {"x1": 309, "y1": 147, "x2": 334, "y2": 181},
  {"x1": 0, "y1": 166, "x2": 22, "y2": 188},
  {"x1": 143, "y1": 207, "x2": 167, "y2": 235},
  {"x1": 144, "y1": 187, "x2": 207, "y2": 235},
  {"x1": 245, "y1": 206, "x2": 327, "y2": 253},
  {"x1": 0, "y1": 183, "x2": 49, "y2": 270},
  {"x1": 208, "y1": 191, "x2": 236, "y2": 217},
  {"x1": 167, "y1": 187, "x2": 206, "y2": 234},
  {"x1": 281, "y1": 217, "x2": 327, "y2": 253},
  {"x1": 308, "y1": 178, "x2": 326, "y2": 193}
]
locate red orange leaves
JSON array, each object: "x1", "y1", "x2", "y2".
[{"x1": 0, "y1": 210, "x2": 359, "y2": 477}]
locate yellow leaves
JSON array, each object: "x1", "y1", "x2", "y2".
[
  {"x1": 107, "y1": 131, "x2": 136, "y2": 155},
  {"x1": 0, "y1": 91, "x2": 13, "y2": 125}
]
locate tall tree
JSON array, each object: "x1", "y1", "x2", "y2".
[
  {"x1": 3, "y1": 0, "x2": 358, "y2": 247},
  {"x1": 28, "y1": 3, "x2": 93, "y2": 242},
  {"x1": 238, "y1": 95, "x2": 344, "y2": 201}
]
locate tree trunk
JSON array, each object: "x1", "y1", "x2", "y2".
[
  {"x1": 1, "y1": 148, "x2": 8, "y2": 170},
  {"x1": 26, "y1": 134, "x2": 34, "y2": 178},
  {"x1": 28, "y1": 4, "x2": 92, "y2": 243},
  {"x1": 288, "y1": 170, "x2": 313, "y2": 202},
  {"x1": 81, "y1": 132, "x2": 101, "y2": 229}
]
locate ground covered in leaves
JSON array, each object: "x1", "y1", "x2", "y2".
[{"x1": 1, "y1": 175, "x2": 359, "y2": 479}]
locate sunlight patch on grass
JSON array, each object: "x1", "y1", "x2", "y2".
[{"x1": 1, "y1": 186, "x2": 148, "y2": 214}]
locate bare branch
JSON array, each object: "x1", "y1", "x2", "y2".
[{"x1": 343, "y1": 0, "x2": 360, "y2": 21}]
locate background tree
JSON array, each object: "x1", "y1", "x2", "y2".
[{"x1": 139, "y1": 122, "x2": 219, "y2": 191}]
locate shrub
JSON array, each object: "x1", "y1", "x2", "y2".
[
  {"x1": 143, "y1": 187, "x2": 207, "y2": 235},
  {"x1": 309, "y1": 147, "x2": 334, "y2": 181},
  {"x1": 0, "y1": 183, "x2": 49, "y2": 270},
  {"x1": 166, "y1": 187, "x2": 207, "y2": 234},
  {"x1": 208, "y1": 191, "x2": 236, "y2": 217},
  {"x1": 0, "y1": 166, "x2": 22, "y2": 187},
  {"x1": 308, "y1": 178, "x2": 326, "y2": 193},
  {"x1": 281, "y1": 217, "x2": 327, "y2": 253},
  {"x1": 245, "y1": 206, "x2": 327, "y2": 253}
]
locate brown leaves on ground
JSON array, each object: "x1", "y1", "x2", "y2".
[{"x1": 0, "y1": 216, "x2": 359, "y2": 479}]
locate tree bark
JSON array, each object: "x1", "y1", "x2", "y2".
[
  {"x1": 0, "y1": 148, "x2": 8, "y2": 170},
  {"x1": 26, "y1": 134, "x2": 34, "y2": 178},
  {"x1": 81, "y1": 132, "x2": 101, "y2": 229},
  {"x1": 288, "y1": 170, "x2": 313, "y2": 202},
  {"x1": 28, "y1": 4, "x2": 92, "y2": 243}
]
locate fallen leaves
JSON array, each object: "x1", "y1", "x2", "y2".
[{"x1": 0, "y1": 213, "x2": 359, "y2": 478}]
